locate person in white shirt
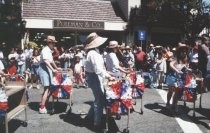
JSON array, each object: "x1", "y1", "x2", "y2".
[
  {"x1": 189, "y1": 45, "x2": 198, "y2": 70},
  {"x1": 74, "y1": 55, "x2": 85, "y2": 87},
  {"x1": 38, "y1": 35, "x2": 61, "y2": 114},
  {"x1": 84, "y1": 32, "x2": 114, "y2": 129},
  {"x1": 16, "y1": 49, "x2": 26, "y2": 76},
  {"x1": 59, "y1": 48, "x2": 70, "y2": 69},
  {"x1": 105, "y1": 41, "x2": 130, "y2": 78}
]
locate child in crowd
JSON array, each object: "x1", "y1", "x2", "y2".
[
  {"x1": 74, "y1": 55, "x2": 85, "y2": 88},
  {"x1": 155, "y1": 49, "x2": 167, "y2": 89}
]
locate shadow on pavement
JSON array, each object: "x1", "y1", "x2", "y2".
[
  {"x1": 28, "y1": 102, "x2": 68, "y2": 114},
  {"x1": 84, "y1": 101, "x2": 93, "y2": 106},
  {"x1": 0, "y1": 119, "x2": 23, "y2": 133},
  {"x1": 192, "y1": 108, "x2": 210, "y2": 129},
  {"x1": 144, "y1": 102, "x2": 175, "y2": 117},
  {"x1": 59, "y1": 113, "x2": 119, "y2": 133}
]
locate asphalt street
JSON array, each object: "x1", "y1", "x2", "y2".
[{"x1": 1, "y1": 85, "x2": 210, "y2": 133}]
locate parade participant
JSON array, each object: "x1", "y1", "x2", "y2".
[
  {"x1": 38, "y1": 35, "x2": 61, "y2": 114},
  {"x1": 105, "y1": 41, "x2": 130, "y2": 78},
  {"x1": 166, "y1": 45, "x2": 191, "y2": 113},
  {"x1": 84, "y1": 32, "x2": 114, "y2": 129},
  {"x1": 198, "y1": 35, "x2": 209, "y2": 78}
]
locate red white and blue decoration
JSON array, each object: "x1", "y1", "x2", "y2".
[
  {"x1": 128, "y1": 71, "x2": 145, "y2": 98},
  {"x1": 51, "y1": 73, "x2": 72, "y2": 98},
  {"x1": 183, "y1": 74, "x2": 197, "y2": 101},
  {"x1": 0, "y1": 88, "x2": 8, "y2": 118},
  {"x1": 106, "y1": 80, "x2": 133, "y2": 115}
]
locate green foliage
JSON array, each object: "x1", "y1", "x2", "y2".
[
  {"x1": 129, "y1": 0, "x2": 210, "y2": 38},
  {"x1": 27, "y1": 41, "x2": 38, "y2": 48}
]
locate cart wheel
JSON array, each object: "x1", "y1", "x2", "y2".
[
  {"x1": 103, "y1": 129, "x2": 109, "y2": 133},
  {"x1": 130, "y1": 108, "x2": 134, "y2": 113},
  {"x1": 193, "y1": 112, "x2": 196, "y2": 118},
  {"x1": 133, "y1": 101, "x2": 136, "y2": 105},
  {"x1": 115, "y1": 114, "x2": 121, "y2": 120},
  {"x1": 67, "y1": 107, "x2": 72, "y2": 114},
  {"x1": 184, "y1": 102, "x2": 186, "y2": 107},
  {"x1": 21, "y1": 121, "x2": 28, "y2": 127},
  {"x1": 123, "y1": 128, "x2": 129, "y2": 133},
  {"x1": 140, "y1": 109, "x2": 143, "y2": 115}
]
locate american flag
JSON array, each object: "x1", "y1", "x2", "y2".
[{"x1": 51, "y1": 73, "x2": 72, "y2": 98}]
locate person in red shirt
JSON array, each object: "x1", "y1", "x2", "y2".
[{"x1": 135, "y1": 47, "x2": 146, "y2": 71}]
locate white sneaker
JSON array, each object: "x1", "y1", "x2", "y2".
[
  {"x1": 36, "y1": 84, "x2": 40, "y2": 89},
  {"x1": 28, "y1": 84, "x2": 33, "y2": 89},
  {"x1": 39, "y1": 107, "x2": 47, "y2": 114}
]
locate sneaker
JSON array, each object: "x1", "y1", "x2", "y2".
[
  {"x1": 39, "y1": 107, "x2": 47, "y2": 114},
  {"x1": 28, "y1": 84, "x2": 33, "y2": 89},
  {"x1": 36, "y1": 84, "x2": 40, "y2": 89}
]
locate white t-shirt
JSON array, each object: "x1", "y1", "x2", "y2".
[
  {"x1": 189, "y1": 52, "x2": 198, "y2": 63},
  {"x1": 8, "y1": 53, "x2": 18, "y2": 60},
  {"x1": 85, "y1": 50, "x2": 109, "y2": 78},
  {"x1": 40, "y1": 46, "x2": 53, "y2": 63},
  {"x1": 16, "y1": 53, "x2": 26, "y2": 65},
  {"x1": 0, "y1": 60, "x2": 4, "y2": 70},
  {"x1": 74, "y1": 63, "x2": 82, "y2": 73},
  {"x1": 32, "y1": 55, "x2": 40, "y2": 66},
  {"x1": 105, "y1": 52, "x2": 120, "y2": 73}
]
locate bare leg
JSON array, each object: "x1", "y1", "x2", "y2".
[
  {"x1": 41, "y1": 87, "x2": 50, "y2": 106},
  {"x1": 167, "y1": 86, "x2": 174, "y2": 105}
]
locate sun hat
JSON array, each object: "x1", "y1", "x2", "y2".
[
  {"x1": 150, "y1": 43, "x2": 154, "y2": 47},
  {"x1": 108, "y1": 41, "x2": 119, "y2": 48},
  {"x1": 44, "y1": 35, "x2": 58, "y2": 43},
  {"x1": 85, "y1": 32, "x2": 107, "y2": 50},
  {"x1": 125, "y1": 45, "x2": 131, "y2": 49}
]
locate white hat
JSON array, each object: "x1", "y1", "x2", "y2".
[
  {"x1": 150, "y1": 43, "x2": 154, "y2": 47},
  {"x1": 85, "y1": 32, "x2": 107, "y2": 50},
  {"x1": 108, "y1": 41, "x2": 118, "y2": 48},
  {"x1": 44, "y1": 35, "x2": 57, "y2": 43}
]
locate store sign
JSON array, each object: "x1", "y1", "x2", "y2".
[{"x1": 54, "y1": 20, "x2": 104, "y2": 30}]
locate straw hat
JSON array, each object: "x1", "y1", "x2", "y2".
[
  {"x1": 85, "y1": 32, "x2": 107, "y2": 50},
  {"x1": 125, "y1": 45, "x2": 131, "y2": 49},
  {"x1": 44, "y1": 35, "x2": 57, "y2": 43},
  {"x1": 108, "y1": 41, "x2": 118, "y2": 48}
]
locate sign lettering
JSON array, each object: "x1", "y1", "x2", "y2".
[{"x1": 54, "y1": 20, "x2": 104, "y2": 30}]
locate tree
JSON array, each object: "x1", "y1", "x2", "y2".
[{"x1": 129, "y1": 0, "x2": 210, "y2": 43}]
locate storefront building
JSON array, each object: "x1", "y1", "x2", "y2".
[{"x1": 22, "y1": 0, "x2": 128, "y2": 47}]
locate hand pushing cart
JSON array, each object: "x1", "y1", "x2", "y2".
[{"x1": 50, "y1": 70, "x2": 73, "y2": 114}]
